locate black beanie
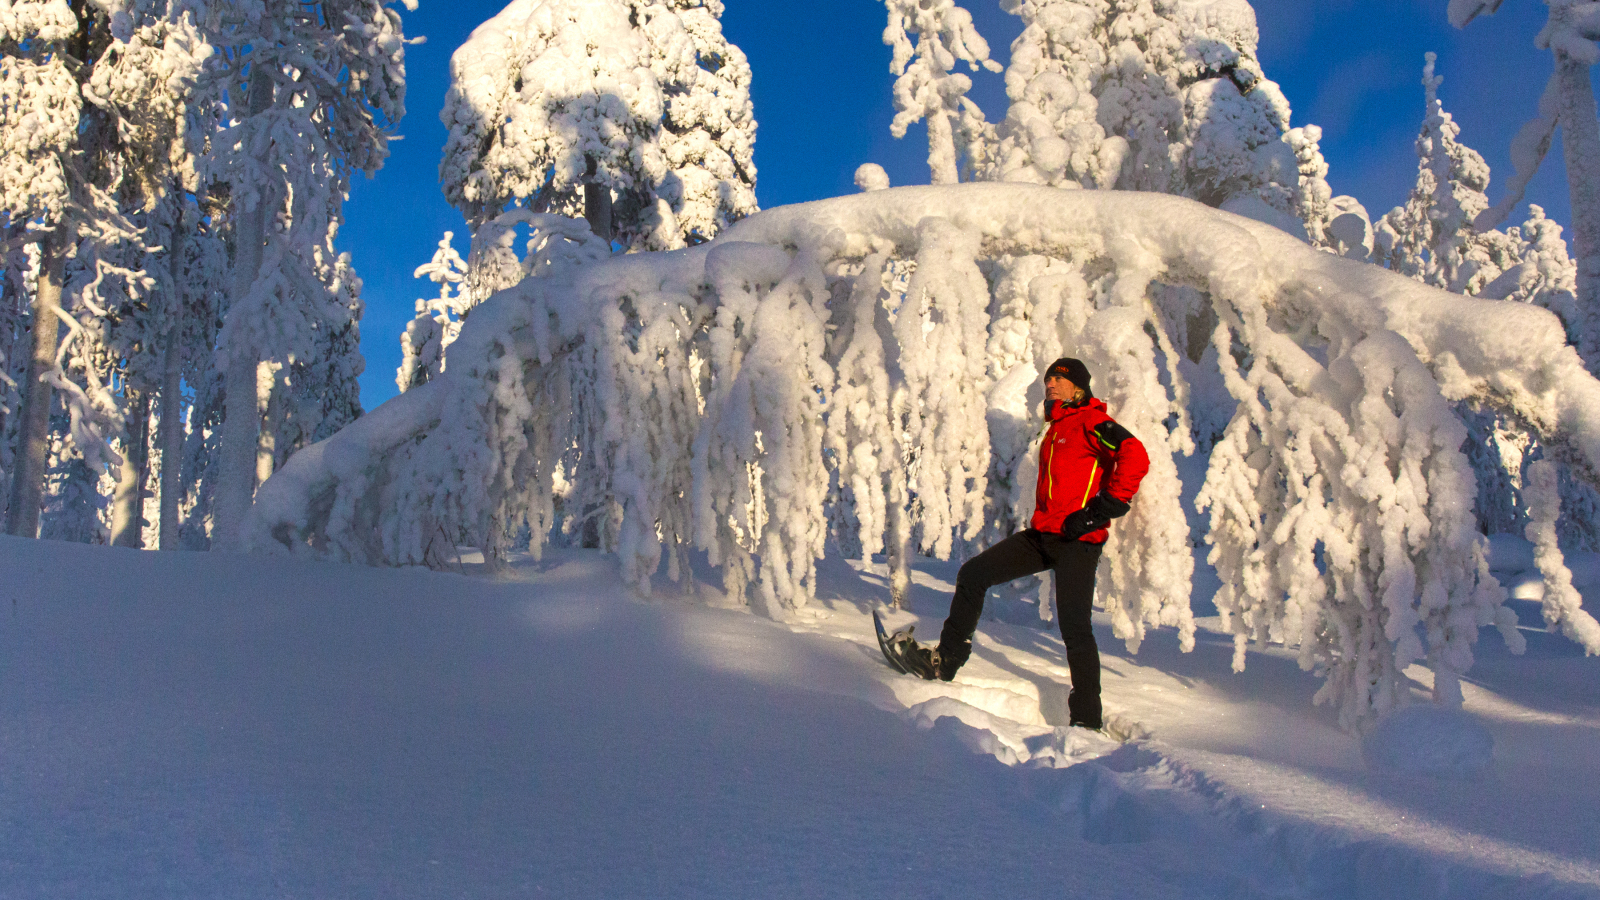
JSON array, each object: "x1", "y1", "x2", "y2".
[{"x1": 1044, "y1": 357, "x2": 1092, "y2": 391}]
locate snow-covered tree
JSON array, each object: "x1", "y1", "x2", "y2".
[
  {"x1": 1, "y1": 0, "x2": 211, "y2": 539},
  {"x1": 249, "y1": 185, "x2": 1600, "y2": 729},
  {"x1": 2, "y1": 0, "x2": 97, "y2": 537},
  {"x1": 1449, "y1": 0, "x2": 1600, "y2": 367},
  {"x1": 1376, "y1": 54, "x2": 1523, "y2": 295},
  {"x1": 205, "y1": 0, "x2": 410, "y2": 550},
  {"x1": 1485, "y1": 204, "x2": 1581, "y2": 318},
  {"x1": 439, "y1": 0, "x2": 756, "y2": 252},
  {"x1": 1372, "y1": 56, "x2": 1600, "y2": 551},
  {"x1": 881, "y1": 0, "x2": 1001, "y2": 184},
  {"x1": 986, "y1": 0, "x2": 1332, "y2": 239},
  {"x1": 641, "y1": 0, "x2": 757, "y2": 245},
  {"x1": 89, "y1": 6, "x2": 216, "y2": 548},
  {"x1": 396, "y1": 215, "x2": 609, "y2": 393},
  {"x1": 397, "y1": 233, "x2": 469, "y2": 392}
]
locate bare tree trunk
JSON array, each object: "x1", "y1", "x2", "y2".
[
  {"x1": 212, "y1": 66, "x2": 272, "y2": 551},
  {"x1": 1555, "y1": 48, "x2": 1600, "y2": 367},
  {"x1": 158, "y1": 322, "x2": 184, "y2": 549},
  {"x1": 5, "y1": 240, "x2": 65, "y2": 538},
  {"x1": 158, "y1": 215, "x2": 185, "y2": 550},
  {"x1": 213, "y1": 342, "x2": 260, "y2": 550},
  {"x1": 109, "y1": 389, "x2": 149, "y2": 547},
  {"x1": 885, "y1": 465, "x2": 911, "y2": 609},
  {"x1": 583, "y1": 156, "x2": 614, "y2": 245},
  {"x1": 256, "y1": 371, "x2": 277, "y2": 487}
]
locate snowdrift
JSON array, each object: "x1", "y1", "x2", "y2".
[
  {"x1": 5, "y1": 536, "x2": 1598, "y2": 898},
  {"x1": 248, "y1": 184, "x2": 1600, "y2": 726}
]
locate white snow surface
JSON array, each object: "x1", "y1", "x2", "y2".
[{"x1": 5, "y1": 534, "x2": 1598, "y2": 899}]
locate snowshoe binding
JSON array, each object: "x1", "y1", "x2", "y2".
[{"x1": 873, "y1": 610, "x2": 941, "y2": 680}]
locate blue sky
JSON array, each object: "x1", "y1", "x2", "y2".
[{"x1": 342, "y1": 0, "x2": 1568, "y2": 410}]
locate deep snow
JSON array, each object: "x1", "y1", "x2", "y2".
[{"x1": 3, "y1": 534, "x2": 1597, "y2": 899}]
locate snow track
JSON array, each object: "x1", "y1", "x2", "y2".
[{"x1": 3, "y1": 537, "x2": 1596, "y2": 898}]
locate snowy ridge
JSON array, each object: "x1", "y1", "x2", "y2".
[
  {"x1": 5, "y1": 536, "x2": 1596, "y2": 898},
  {"x1": 250, "y1": 184, "x2": 1600, "y2": 727}
]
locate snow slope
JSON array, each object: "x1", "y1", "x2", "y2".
[{"x1": 3, "y1": 535, "x2": 1597, "y2": 899}]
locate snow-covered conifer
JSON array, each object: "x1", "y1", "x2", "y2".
[
  {"x1": 205, "y1": 0, "x2": 410, "y2": 550},
  {"x1": 2, "y1": 0, "x2": 211, "y2": 539},
  {"x1": 397, "y1": 215, "x2": 609, "y2": 394},
  {"x1": 1449, "y1": 0, "x2": 1600, "y2": 367},
  {"x1": 880, "y1": 0, "x2": 1001, "y2": 184},
  {"x1": 636, "y1": 0, "x2": 758, "y2": 247},
  {"x1": 1376, "y1": 54, "x2": 1523, "y2": 295},
  {"x1": 439, "y1": 0, "x2": 755, "y2": 254},
  {"x1": 398, "y1": 234, "x2": 470, "y2": 392},
  {"x1": 991, "y1": 0, "x2": 1331, "y2": 239}
]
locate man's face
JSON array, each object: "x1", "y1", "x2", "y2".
[{"x1": 1044, "y1": 374, "x2": 1079, "y2": 403}]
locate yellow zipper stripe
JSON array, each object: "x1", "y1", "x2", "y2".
[
  {"x1": 1043, "y1": 434, "x2": 1054, "y2": 500},
  {"x1": 1081, "y1": 460, "x2": 1099, "y2": 507}
]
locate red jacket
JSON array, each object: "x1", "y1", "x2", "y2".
[{"x1": 1030, "y1": 397, "x2": 1149, "y2": 541}]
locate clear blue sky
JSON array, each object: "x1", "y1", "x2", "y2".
[{"x1": 342, "y1": 0, "x2": 1567, "y2": 411}]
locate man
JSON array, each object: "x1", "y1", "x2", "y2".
[{"x1": 902, "y1": 357, "x2": 1148, "y2": 730}]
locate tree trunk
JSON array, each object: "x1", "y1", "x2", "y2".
[
  {"x1": 256, "y1": 371, "x2": 277, "y2": 488},
  {"x1": 5, "y1": 240, "x2": 65, "y2": 538},
  {"x1": 110, "y1": 389, "x2": 149, "y2": 547},
  {"x1": 212, "y1": 66, "x2": 273, "y2": 551},
  {"x1": 1555, "y1": 48, "x2": 1600, "y2": 368},
  {"x1": 583, "y1": 156, "x2": 614, "y2": 245},
  {"x1": 213, "y1": 346, "x2": 260, "y2": 551},
  {"x1": 158, "y1": 322, "x2": 184, "y2": 550},
  {"x1": 885, "y1": 465, "x2": 911, "y2": 609},
  {"x1": 158, "y1": 218, "x2": 185, "y2": 550}
]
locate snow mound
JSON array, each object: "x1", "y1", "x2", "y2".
[
  {"x1": 1486, "y1": 532, "x2": 1536, "y2": 575},
  {"x1": 1363, "y1": 705, "x2": 1494, "y2": 778},
  {"x1": 1568, "y1": 551, "x2": 1600, "y2": 590},
  {"x1": 903, "y1": 696, "x2": 1121, "y2": 768}
]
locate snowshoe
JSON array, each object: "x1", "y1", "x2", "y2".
[
  {"x1": 872, "y1": 610, "x2": 941, "y2": 680},
  {"x1": 873, "y1": 609, "x2": 910, "y2": 675}
]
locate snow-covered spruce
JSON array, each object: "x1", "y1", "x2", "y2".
[
  {"x1": 1377, "y1": 54, "x2": 1599, "y2": 556},
  {"x1": 413, "y1": 0, "x2": 756, "y2": 396},
  {"x1": 249, "y1": 186, "x2": 1600, "y2": 728},
  {"x1": 985, "y1": 0, "x2": 1332, "y2": 243},
  {"x1": 438, "y1": 0, "x2": 756, "y2": 250},
  {"x1": 204, "y1": 0, "x2": 410, "y2": 551},
  {"x1": 1376, "y1": 53, "x2": 1523, "y2": 297},
  {"x1": 1449, "y1": 0, "x2": 1600, "y2": 369},
  {"x1": 1, "y1": 0, "x2": 214, "y2": 541}
]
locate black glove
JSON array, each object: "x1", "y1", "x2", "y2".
[
  {"x1": 1059, "y1": 493, "x2": 1130, "y2": 541},
  {"x1": 1059, "y1": 508, "x2": 1108, "y2": 541},
  {"x1": 1086, "y1": 491, "x2": 1131, "y2": 520}
]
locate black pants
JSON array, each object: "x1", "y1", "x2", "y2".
[{"x1": 939, "y1": 529, "x2": 1106, "y2": 726}]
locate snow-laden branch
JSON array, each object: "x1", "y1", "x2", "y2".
[{"x1": 249, "y1": 185, "x2": 1600, "y2": 727}]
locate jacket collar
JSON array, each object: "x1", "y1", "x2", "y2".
[{"x1": 1046, "y1": 396, "x2": 1105, "y2": 421}]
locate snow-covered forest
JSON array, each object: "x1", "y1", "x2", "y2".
[{"x1": 6, "y1": 0, "x2": 1600, "y2": 731}]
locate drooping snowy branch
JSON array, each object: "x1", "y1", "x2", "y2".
[
  {"x1": 251, "y1": 185, "x2": 1600, "y2": 727},
  {"x1": 1523, "y1": 459, "x2": 1600, "y2": 653},
  {"x1": 881, "y1": 0, "x2": 1001, "y2": 184}
]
